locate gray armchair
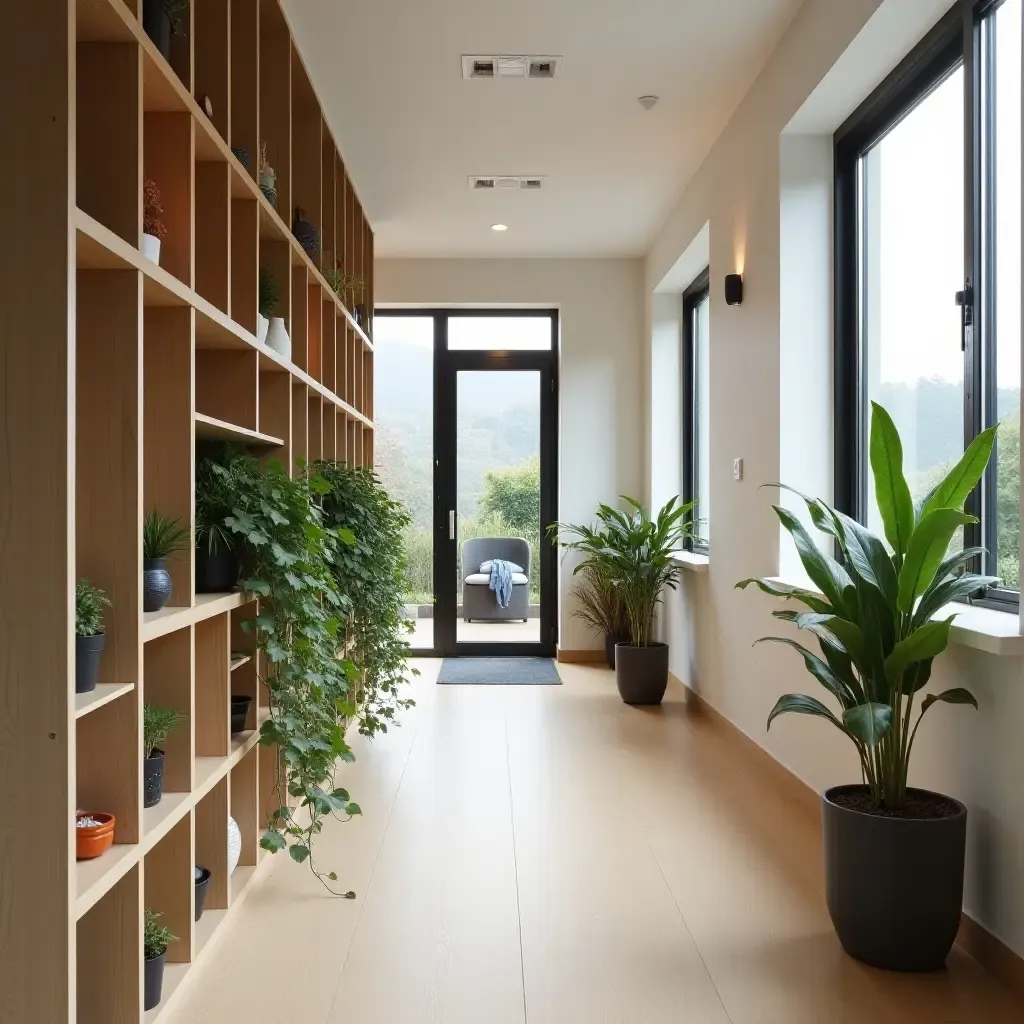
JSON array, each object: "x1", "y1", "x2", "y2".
[{"x1": 461, "y1": 537, "x2": 531, "y2": 622}]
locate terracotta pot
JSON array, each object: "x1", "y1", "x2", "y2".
[{"x1": 76, "y1": 811, "x2": 115, "y2": 860}]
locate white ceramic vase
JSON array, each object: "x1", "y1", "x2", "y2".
[
  {"x1": 256, "y1": 313, "x2": 269, "y2": 345},
  {"x1": 227, "y1": 815, "x2": 242, "y2": 875},
  {"x1": 266, "y1": 317, "x2": 291, "y2": 360},
  {"x1": 141, "y1": 233, "x2": 161, "y2": 265}
]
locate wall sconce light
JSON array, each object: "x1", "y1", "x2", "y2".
[{"x1": 725, "y1": 273, "x2": 743, "y2": 306}]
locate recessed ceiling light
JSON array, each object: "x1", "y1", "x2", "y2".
[{"x1": 491, "y1": 223, "x2": 509, "y2": 232}]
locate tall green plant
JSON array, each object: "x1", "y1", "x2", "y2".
[
  {"x1": 737, "y1": 402, "x2": 997, "y2": 809},
  {"x1": 553, "y1": 496, "x2": 697, "y2": 647},
  {"x1": 570, "y1": 561, "x2": 627, "y2": 638}
]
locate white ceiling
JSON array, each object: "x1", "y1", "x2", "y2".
[{"x1": 283, "y1": 0, "x2": 804, "y2": 258}]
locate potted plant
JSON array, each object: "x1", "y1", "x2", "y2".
[
  {"x1": 143, "y1": 910, "x2": 176, "y2": 1010},
  {"x1": 737, "y1": 402, "x2": 997, "y2": 972},
  {"x1": 194, "y1": 865, "x2": 212, "y2": 921},
  {"x1": 143, "y1": 703, "x2": 185, "y2": 807},
  {"x1": 75, "y1": 579, "x2": 110, "y2": 694},
  {"x1": 142, "y1": 178, "x2": 167, "y2": 264},
  {"x1": 230, "y1": 694, "x2": 252, "y2": 734},
  {"x1": 555, "y1": 497, "x2": 696, "y2": 703},
  {"x1": 195, "y1": 456, "x2": 242, "y2": 593},
  {"x1": 142, "y1": 511, "x2": 189, "y2": 613},
  {"x1": 76, "y1": 811, "x2": 115, "y2": 860},
  {"x1": 258, "y1": 141, "x2": 277, "y2": 206},
  {"x1": 257, "y1": 266, "x2": 278, "y2": 345},
  {"x1": 570, "y1": 558, "x2": 629, "y2": 668}
]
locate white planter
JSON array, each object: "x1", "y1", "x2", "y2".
[
  {"x1": 266, "y1": 317, "x2": 291, "y2": 361},
  {"x1": 227, "y1": 816, "x2": 242, "y2": 875},
  {"x1": 256, "y1": 313, "x2": 269, "y2": 345},
  {"x1": 141, "y1": 233, "x2": 161, "y2": 265}
]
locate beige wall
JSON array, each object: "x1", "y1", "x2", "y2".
[
  {"x1": 646, "y1": 0, "x2": 1024, "y2": 957},
  {"x1": 375, "y1": 257, "x2": 645, "y2": 650}
]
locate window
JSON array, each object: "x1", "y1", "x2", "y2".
[
  {"x1": 836, "y1": 0, "x2": 1022, "y2": 606},
  {"x1": 683, "y1": 269, "x2": 710, "y2": 550}
]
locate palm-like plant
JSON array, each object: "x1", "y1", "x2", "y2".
[
  {"x1": 553, "y1": 496, "x2": 697, "y2": 647},
  {"x1": 738, "y1": 402, "x2": 997, "y2": 810}
]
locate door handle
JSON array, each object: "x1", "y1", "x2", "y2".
[{"x1": 449, "y1": 510, "x2": 455, "y2": 540}]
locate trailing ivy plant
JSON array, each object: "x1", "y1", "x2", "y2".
[{"x1": 315, "y1": 462, "x2": 417, "y2": 733}]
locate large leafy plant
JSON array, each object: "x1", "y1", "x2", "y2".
[
  {"x1": 553, "y1": 496, "x2": 697, "y2": 647},
  {"x1": 738, "y1": 402, "x2": 997, "y2": 809},
  {"x1": 314, "y1": 462, "x2": 417, "y2": 735}
]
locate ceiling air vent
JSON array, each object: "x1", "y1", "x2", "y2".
[
  {"x1": 471, "y1": 177, "x2": 496, "y2": 189},
  {"x1": 462, "y1": 55, "x2": 561, "y2": 80},
  {"x1": 468, "y1": 175, "x2": 546, "y2": 191}
]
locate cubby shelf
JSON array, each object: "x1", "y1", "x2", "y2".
[
  {"x1": 75, "y1": 681, "x2": 135, "y2": 719},
  {"x1": 195, "y1": 412, "x2": 284, "y2": 447},
  {"x1": 143, "y1": 592, "x2": 252, "y2": 642}
]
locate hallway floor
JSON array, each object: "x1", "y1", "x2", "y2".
[{"x1": 168, "y1": 661, "x2": 1022, "y2": 1023}]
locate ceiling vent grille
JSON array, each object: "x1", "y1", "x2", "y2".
[
  {"x1": 469, "y1": 175, "x2": 546, "y2": 191},
  {"x1": 462, "y1": 55, "x2": 561, "y2": 80}
]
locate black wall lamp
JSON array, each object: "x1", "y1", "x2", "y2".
[{"x1": 724, "y1": 273, "x2": 743, "y2": 306}]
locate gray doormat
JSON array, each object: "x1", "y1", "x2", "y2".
[{"x1": 437, "y1": 658, "x2": 562, "y2": 685}]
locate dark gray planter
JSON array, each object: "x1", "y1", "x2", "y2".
[
  {"x1": 230, "y1": 694, "x2": 252, "y2": 734},
  {"x1": 195, "y1": 544, "x2": 240, "y2": 593},
  {"x1": 144, "y1": 750, "x2": 166, "y2": 808},
  {"x1": 75, "y1": 633, "x2": 105, "y2": 694},
  {"x1": 143, "y1": 557, "x2": 173, "y2": 612},
  {"x1": 614, "y1": 642, "x2": 669, "y2": 704},
  {"x1": 822, "y1": 784, "x2": 966, "y2": 972},
  {"x1": 604, "y1": 633, "x2": 630, "y2": 669},
  {"x1": 194, "y1": 865, "x2": 212, "y2": 921},
  {"x1": 141, "y1": 0, "x2": 172, "y2": 61},
  {"x1": 144, "y1": 949, "x2": 167, "y2": 1010}
]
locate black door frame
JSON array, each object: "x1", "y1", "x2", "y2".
[{"x1": 374, "y1": 308, "x2": 559, "y2": 658}]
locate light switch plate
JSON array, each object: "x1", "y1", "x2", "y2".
[{"x1": 733, "y1": 457, "x2": 743, "y2": 481}]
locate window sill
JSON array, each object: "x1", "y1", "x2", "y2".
[
  {"x1": 765, "y1": 577, "x2": 1024, "y2": 657},
  {"x1": 672, "y1": 551, "x2": 710, "y2": 574}
]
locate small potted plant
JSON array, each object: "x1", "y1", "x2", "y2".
[
  {"x1": 230, "y1": 694, "x2": 252, "y2": 734},
  {"x1": 258, "y1": 141, "x2": 277, "y2": 206},
  {"x1": 257, "y1": 266, "x2": 279, "y2": 345},
  {"x1": 76, "y1": 811, "x2": 116, "y2": 860},
  {"x1": 143, "y1": 909, "x2": 177, "y2": 1010},
  {"x1": 194, "y1": 864, "x2": 212, "y2": 921},
  {"x1": 737, "y1": 402, "x2": 997, "y2": 972},
  {"x1": 142, "y1": 0, "x2": 187, "y2": 63},
  {"x1": 195, "y1": 457, "x2": 242, "y2": 593},
  {"x1": 142, "y1": 178, "x2": 167, "y2": 264},
  {"x1": 142, "y1": 511, "x2": 189, "y2": 613},
  {"x1": 143, "y1": 703, "x2": 186, "y2": 807},
  {"x1": 75, "y1": 579, "x2": 110, "y2": 694},
  {"x1": 570, "y1": 561, "x2": 629, "y2": 668}
]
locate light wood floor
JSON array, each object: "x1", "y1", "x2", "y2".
[{"x1": 168, "y1": 661, "x2": 1023, "y2": 1024}]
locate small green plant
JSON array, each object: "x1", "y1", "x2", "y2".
[
  {"x1": 570, "y1": 561, "x2": 628, "y2": 638},
  {"x1": 195, "y1": 452, "x2": 245, "y2": 556},
  {"x1": 75, "y1": 579, "x2": 110, "y2": 638},
  {"x1": 323, "y1": 263, "x2": 343, "y2": 294},
  {"x1": 143, "y1": 703, "x2": 186, "y2": 758},
  {"x1": 323, "y1": 264, "x2": 365, "y2": 307},
  {"x1": 164, "y1": 0, "x2": 188, "y2": 35},
  {"x1": 258, "y1": 266, "x2": 279, "y2": 320},
  {"x1": 144, "y1": 910, "x2": 177, "y2": 959},
  {"x1": 143, "y1": 511, "x2": 190, "y2": 560}
]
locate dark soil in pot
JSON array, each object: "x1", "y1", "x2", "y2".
[
  {"x1": 194, "y1": 865, "x2": 212, "y2": 921},
  {"x1": 144, "y1": 950, "x2": 167, "y2": 1011},
  {"x1": 76, "y1": 633, "x2": 105, "y2": 694},
  {"x1": 144, "y1": 749, "x2": 166, "y2": 808},
  {"x1": 822, "y1": 784, "x2": 967, "y2": 972},
  {"x1": 141, "y1": 0, "x2": 172, "y2": 61},
  {"x1": 195, "y1": 545, "x2": 240, "y2": 593},
  {"x1": 143, "y1": 557, "x2": 173, "y2": 612},
  {"x1": 614, "y1": 642, "x2": 669, "y2": 704},
  {"x1": 604, "y1": 633, "x2": 630, "y2": 669},
  {"x1": 230, "y1": 695, "x2": 252, "y2": 734}
]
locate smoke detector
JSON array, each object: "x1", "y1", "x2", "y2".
[
  {"x1": 638, "y1": 95, "x2": 659, "y2": 111},
  {"x1": 462, "y1": 55, "x2": 562, "y2": 80},
  {"x1": 469, "y1": 175, "x2": 545, "y2": 191}
]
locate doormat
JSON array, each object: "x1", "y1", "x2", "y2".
[{"x1": 436, "y1": 658, "x2": 562, "y2": 685}]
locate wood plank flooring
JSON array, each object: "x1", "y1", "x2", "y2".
[{"x1": 167, "y1": 661, "x2": 1023, "y2": 1024}]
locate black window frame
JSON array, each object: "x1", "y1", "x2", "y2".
[
  {"x1": 834, "y1": 0, "x2": 1018, "y2": 610},
  {"x1": 682, "y1": 268, "x2": 710, "y2": 553}
]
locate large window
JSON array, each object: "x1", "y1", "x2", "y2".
[
  {"x1": 836, "y1": 0, "x2": 1021, "y2": 605},
  {"x1": 683, "y1": 270, "x2": 710, "y2": 550}
]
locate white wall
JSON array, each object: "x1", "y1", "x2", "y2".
[
  {"x1": 646, "y1": 0, "x2": 1024, "y2": 957},
  {"x1": 375, "y1": 258, "x2": 645, "y2": 650}
]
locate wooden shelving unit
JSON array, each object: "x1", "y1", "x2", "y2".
[{"x1": 1, "y1": 1, "x2": 374, "y2": 1020}]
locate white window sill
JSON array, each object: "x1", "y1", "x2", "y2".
[
  {"x1": 671, "y1": 551, "x2": 710, "y2": 574},
  {"x1": 765, "y1": 577, "x2": 1024, "y2": 657}
]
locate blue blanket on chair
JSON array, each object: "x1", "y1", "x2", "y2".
[{"x1": 488, "y1": 559, "x2": 515, "y2": 608}]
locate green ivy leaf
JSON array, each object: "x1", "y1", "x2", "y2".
[
  {"x1": 261, "y1": 829, "x2": 286, "y2": 853},
  {"x1": 289, "y1": 844, "x2": 311, "y2": 864}
]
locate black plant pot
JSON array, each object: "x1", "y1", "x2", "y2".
[
  {"x1": 194, "y1": 865, "x2": 212, "y2": 921},
  {"x1": 143, "y1": 557, "x2": 173, "y2": 613},
  {"x1": 75, "y1": 633, "x2": 105, "y2": 694},
  {"x1": 230, "y1": 695, "x2": 252, "y2": 734},
  {"x1": 144, "y1": 950, "x2": 167, "y2": 1011},
  {"x1": 822, "y1": 784, "x2": 967, "y2": 972},
  {"x1": 195, "y1": 545, "x2": 240, "y2": 594},
  {"x1": 144, "y1": 750, "x2": 166, "y2": 808},
  {"x1": 614, "y1": 642, "x2": 669, "y2": 704},
  {"x1": 141, "y1": 0, "x2": 172, "y2": 61},
  {"x1": 604, "y1": 633, "x2": 630, "y2": 669}
]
